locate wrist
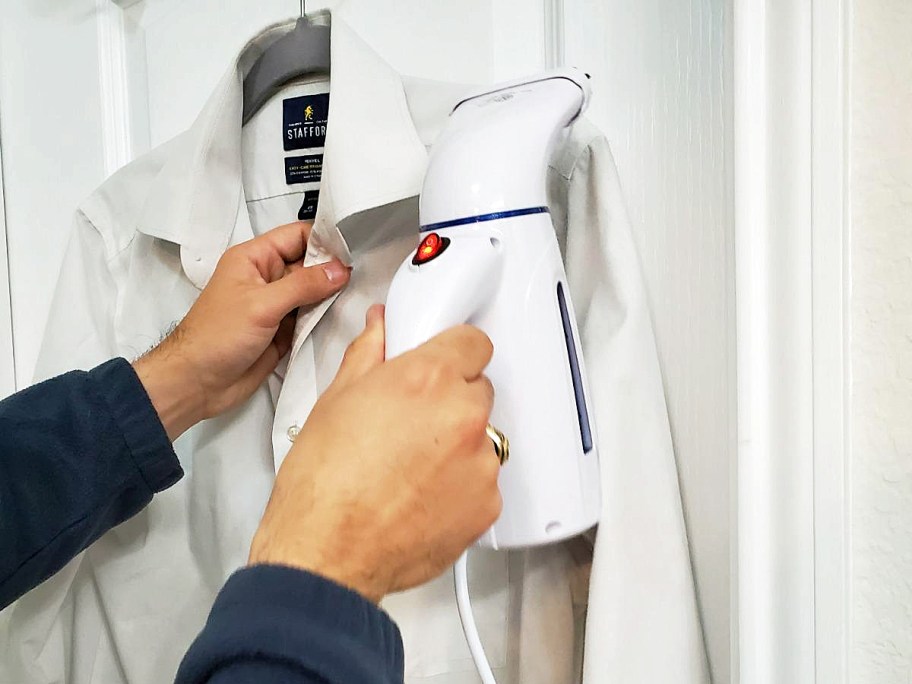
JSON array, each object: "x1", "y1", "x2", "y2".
[
  {"x1": 133, "y1": 337, "x2": 207, "y2": 440},
  {"x1": 248, "y1": 528, "x2": 386, "y2": 604}
]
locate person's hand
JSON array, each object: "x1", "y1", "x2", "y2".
[
  {"x1": 248, "y1": 305, "x2": 502, "y2": 603},
  {"x1": 133, "y1": 221, "x2": 350, "y2": 439}
]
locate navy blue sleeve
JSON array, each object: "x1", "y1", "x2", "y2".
[
  {"x1": 176, "y1": 565, "x2": 405, "y2": 684},
  {"x1": 0, "y1": 357, "x2": 183, "y2": 609}
]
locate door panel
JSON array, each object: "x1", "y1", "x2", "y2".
[
  {"x1": 123, "y1": 0, "x2": 297, "y2": 150},
  {"x1": 0, "y1": 0, "x2": 732, "y2": 679},
  {"x1": 0, "y1": 0, "x2": 110, "y2": 386},
  {"x1": 564, "y1": 1, "x2": 733, "y2": 681}
]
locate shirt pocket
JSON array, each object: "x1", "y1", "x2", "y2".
[{"x1": 383, "y1": 549, "x2": 510, "y2": 680}]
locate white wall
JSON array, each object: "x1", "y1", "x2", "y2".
[{"x1": 851, "y1": 0, "x2": 912, "y2": 680}]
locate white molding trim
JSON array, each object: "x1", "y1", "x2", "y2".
[
  {"x1": 811, "y1": 0, "x2": 851, "y2": 680},
  {"x1": 543, "y1": 0, "x2": 564, "y2": 68},
  {"x1": 96, "y1": 0, "x2": 134, "y2": 176},
  {"x1": 735, "y1": 0, "x2": 850, "y2": 682},
  {"x1": 0, "y1": 123, "x2": 15, "y2": 396},
  {"x1": 735, "y1": 2, "x2": 789, "y2": 679}
]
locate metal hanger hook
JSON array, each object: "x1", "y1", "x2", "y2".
[{"x1": 300, "y1": 0, "x2": 305, "y2": 18}]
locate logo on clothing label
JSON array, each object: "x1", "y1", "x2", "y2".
[{"x1": 284, "y1": 94, "x2": 329, "y2": 151}]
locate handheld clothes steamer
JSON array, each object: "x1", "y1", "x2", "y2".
[{"x1": 384, "y1": 69, "x2": 601, "y2": 682}]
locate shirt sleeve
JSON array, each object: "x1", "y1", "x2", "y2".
[
  {"x1": 0, "y1": 357, "x2": 183, "y2": 609},
  {"x1": 175, "y1": 565, "x2": 405, "y2": 684}
]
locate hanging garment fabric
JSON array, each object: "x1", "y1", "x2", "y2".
[{"x1": 0, "y1": 9, "x2": 709, "y2": 684}]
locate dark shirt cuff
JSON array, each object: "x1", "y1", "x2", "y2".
[
  {"x1": 87, "y1": 358, "x2": 182, "y2": 493},
  {"x1": 176, "y1": 565, "x2": 405, "y2": 684}
]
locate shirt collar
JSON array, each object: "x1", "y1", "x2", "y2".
[{"x1": 136, "y1": 10, "x2": 428, "y2": 288}]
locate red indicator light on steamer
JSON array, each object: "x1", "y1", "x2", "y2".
[{"x1": 412, "y1": 232, "x2": 450, "y2": 265}]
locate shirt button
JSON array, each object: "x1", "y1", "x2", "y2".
[{"x1": 286, "y1": 425, "x2": 301, "y2": 442}]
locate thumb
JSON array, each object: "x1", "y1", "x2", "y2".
[
  {"x1": 265, "y1": 259, "x2": 351, "y2": 322},
  {"x1": 331, "y1": 304, "x2": 386, "y2": 390}
]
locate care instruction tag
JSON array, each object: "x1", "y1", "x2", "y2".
[
  {"x1": 285, "y1": 155, "x2": 323, "y2": 185},
  {"x1": 284, "y1": 93, "x2": 329, "y2": 151}
]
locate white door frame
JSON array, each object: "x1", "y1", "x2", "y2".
[
  {"x1": 97, "y1": 0, "x2": 137, "y2": 177},
  {"x1": 734, "y1": 0, "x2": 850, "y2": 682}
]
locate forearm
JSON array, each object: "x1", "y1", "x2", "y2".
[
  {"x1": 0, "y1": 358, "x2": 182, "y2": 608},
  {"x1": 175, "y1": 566, "x2": 404, "y2": 684},
  {"x1": 133, "y1": 336, "x2": 208, "y2": 441}
]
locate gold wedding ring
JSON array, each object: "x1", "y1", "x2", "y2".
[{"x1": 486, "y1": 423, "x2": 510, "y2": 465}]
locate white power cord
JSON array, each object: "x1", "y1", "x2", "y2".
[{"x1": 453, "y1": 551, "x2": 498, "y2": 684}]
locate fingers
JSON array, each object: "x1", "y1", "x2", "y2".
[
  {"x1": 418, "y1": 325, "x2": 493, "y2": 381},
  {"x1": 467, "y1": 374, "x2": 495, "y2": 416},
  {"x1": 264, "y1": 259, "x2": 350, "y2": 321},
  {"x1": 257, "y1": 221, "x2": 314, "y2": 262},
  {"x1": 232, "y1": 315, "x2": 297, "y2": 402},
  {"x1": 465, "y1": 374, "x2": 496, "y2": 461},
  {"x1": 365, "y1": 303, "x2": 384, "y2": 329},
  {"x1": 273, "y1": 313, "x2": 297, "y2": 359},
  {"x1": 331, "y1": 305, "x2": 387, "y2": 390},
  {"x1": 241, "y1": 222, "x2": 315, "y2": 283}
]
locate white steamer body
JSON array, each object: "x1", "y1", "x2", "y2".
[{"x1": 384, "y1": 68, "x2": 601, "y2": 550}]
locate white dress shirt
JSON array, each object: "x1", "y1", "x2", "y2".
[{"x1": 0, "y1": 9, "x2": 708, "y2": 684}]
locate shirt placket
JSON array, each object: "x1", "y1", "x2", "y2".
[{"x1": 271, "y1": 208, "x2": 350, "y2": 472}]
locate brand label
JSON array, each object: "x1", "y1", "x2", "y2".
[{"x1": 283, "y1": 94, "x2": 329, "y2": 150}]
